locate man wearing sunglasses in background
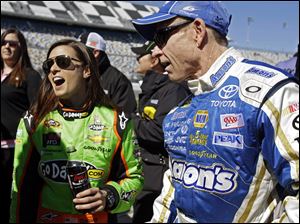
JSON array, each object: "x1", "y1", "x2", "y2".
[
  {"x1": 79, "y1": 32, "x2": 137, "y2": 114},
  {"x1": 132, "y1": 1, "x2": 299, "y2": 223},
  {"x1": 129, "y1": 41, "x2": 191, "y2": 223}
]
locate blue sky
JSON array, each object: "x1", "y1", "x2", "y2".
[{"x1": 128, "y1": 1, "x2": 299, "y2": 53}]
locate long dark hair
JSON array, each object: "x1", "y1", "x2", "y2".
[
  {"x1": 29, "y1": 39, "x2": 115, "y2": 128},
  {"x1": 1, "y1": 28, "x2": 33, "y2": 87}
]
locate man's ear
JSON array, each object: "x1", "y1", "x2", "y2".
[
  {"x1": 93, "y1": 49, "x2": 101, "y2": 59},
  {"x1": 193, "y1": 18, "x2": 207, "y2": 48},
  {"x1": 151, "y1": 57, "x2": 160, "y2": 68},
  {"x1": 83, "y1": 66, "x2": 91, "y2": 79}
]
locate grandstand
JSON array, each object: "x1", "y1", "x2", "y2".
[{"x1": 1, "y1": 1, "x2": 294, "y2": 84}]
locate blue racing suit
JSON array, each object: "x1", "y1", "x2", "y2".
[{"x1": 151, "y1": 48, "x2": 299, "y2": 223}]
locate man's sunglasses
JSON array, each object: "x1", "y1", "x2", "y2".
[
  {"x1": 153, "y1": 20, "x2": 192, "y2": 48},
  {"x1": 42, "y1": 55, "x2": 81, "y2": 74},
  {"x1": 1, "y1": 40, "x2": 20, "y2": 48}
]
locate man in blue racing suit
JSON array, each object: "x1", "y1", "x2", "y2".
[{"x1": 132, "y1": 1, "x2": 299, "y2": 223}]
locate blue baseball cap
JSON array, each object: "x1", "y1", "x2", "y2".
[{"x1": 132, "y1": 1, "x2": 232, "y2": 40}]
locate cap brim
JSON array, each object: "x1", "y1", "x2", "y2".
[
  {"x1": 131, "y1": 46, "x2": 146, "y2": 55},
  {"x1": 132, "y1": 13, "x2": 176, "y2": 40}
]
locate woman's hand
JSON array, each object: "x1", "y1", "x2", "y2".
[{"x1": 73, "y1": 187, "x2": 108, "y2": 213}]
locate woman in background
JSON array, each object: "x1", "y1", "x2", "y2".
[{"x1": 1, "y1": 28, "x2": 41, "y2": 223}]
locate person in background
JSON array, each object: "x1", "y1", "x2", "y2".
[
  {"x1": 10, "y1": 39, "x2": 143, "y2": 223},
  {"x1": 275, "y1": 47, "x2": 298, "y2": 77},
  {"x1": 79, "y1": 32, "x2": 137, "y2": 114},
  {"x1": 1, "y1": 28, "x2": 41, "y2": 223},
  {"x1": 132, "y1": 1, "x2": 299, "y2": 222},
  {"x1": 129, "y1": 41, "x2": 191, "y2": 223}
]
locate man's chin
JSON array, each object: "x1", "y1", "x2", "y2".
[{"x1": 168, "y1": 73, "x2": 184, "y2": 83}]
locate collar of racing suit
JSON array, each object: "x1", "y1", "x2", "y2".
[
  {"x1": 187, "y1": 47, "x2": 244, "y2": 95},
  {"x1": 57, "y1": 101, "x2": 94, "y2": 120}
]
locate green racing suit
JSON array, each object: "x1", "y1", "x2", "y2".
[{"x1": 10, "y1": 104, "x2": 143, "y2": 223}]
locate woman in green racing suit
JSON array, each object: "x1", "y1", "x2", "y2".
[{"x1": 10, "y1": 39, "x2": 143, "y2": 223}]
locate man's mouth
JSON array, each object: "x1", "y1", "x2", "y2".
[
  {"x1": 161, "y1": 61, "x2": 170, "y2": 68},
  {"x1": 160, "y1": 61, "x2": 171, "y2": 73}
]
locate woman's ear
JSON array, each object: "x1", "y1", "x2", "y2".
[{"x1": 83, "y1": 66, "x2": 91, "y2": 79}]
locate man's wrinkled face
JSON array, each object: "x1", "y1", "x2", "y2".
[{"x1": 152, "y1": 18, "x2": 200, "y2": 82}]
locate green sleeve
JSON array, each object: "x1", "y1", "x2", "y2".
[
  {"x1": 10, "y1": 118, "x2": 42, "y2": 223},
  {"x1": 106, "y1": 119, "x2": 144, "y2": 214}
]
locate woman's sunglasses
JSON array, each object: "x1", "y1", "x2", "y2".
[
  {"x1": 42, "y1": 55, "x2": 81, "y2": 74},
  {"x1": 1, "y1": 40, "x2": 20, "y2": 48}
]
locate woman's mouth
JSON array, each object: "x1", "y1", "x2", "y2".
[{"x1": 53, "y1": 77, "x2": 65, "y2": 86}]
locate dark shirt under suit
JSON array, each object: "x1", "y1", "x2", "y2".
[
  {"x1": 131, "y1": 70, "x2": 192, "y2": 223},
  {"x1": 1, "y1": 67, "x2": 41, "y2": 223},
  {"x1": 1, "y1": 68, "x2": 41, "y2": 141}
]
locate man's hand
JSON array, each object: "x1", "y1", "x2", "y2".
[{"x1": 73, "y1": 187, "x2": 108, "y2": 213}]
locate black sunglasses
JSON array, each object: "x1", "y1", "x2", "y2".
[
  {"x1": 154, "y1": 20, "x2": 192, "y2": 48},
  {"x1": 1, "y1": 40, "x2": 20, "y2": 48},
  {"x1": 42, "y1": 55, "x2": 81, "y2": 74}
]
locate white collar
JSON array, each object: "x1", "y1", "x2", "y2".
[{"x1": 187, "y1": 47, "x2": 244, "y2": 95}]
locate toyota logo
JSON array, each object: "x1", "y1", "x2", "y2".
[{"x1": 219, "y1": 85, "x2": 239, "y2": 99}]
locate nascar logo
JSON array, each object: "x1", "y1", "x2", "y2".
[{"x1": 44, "y1": 119, "x2": 61, "y2": 128}]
